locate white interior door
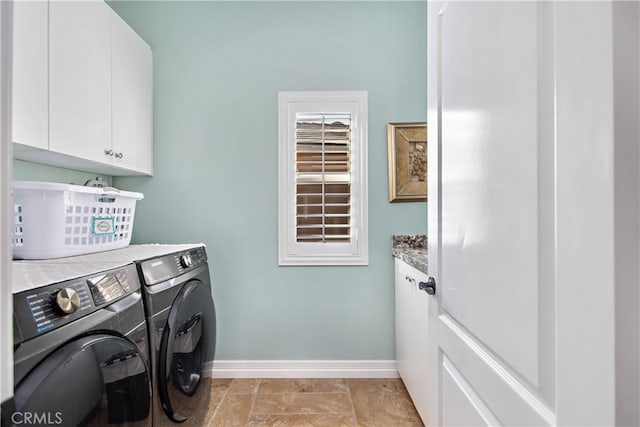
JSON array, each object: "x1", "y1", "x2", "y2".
[{"x1": 427, "y1": 2, "x2": 617, "y2": 425}]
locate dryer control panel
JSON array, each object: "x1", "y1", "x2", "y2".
[
  {"x1": 14, "y1": 264, "x2": 140, "y2": 343},
  {"x1": 87, "y1": 268, "x2": 133, "y2": 305},
  {"x1": 139, "y1": 246, "x2": 208, "y2": 286}
]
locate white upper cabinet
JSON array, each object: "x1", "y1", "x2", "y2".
[
  {"x1": 49, "y1": 0, "x2": 112, "y2": 164},
  {"x1": 111, "y1": 12, "x2": 153, "y2": 175},
  {"x1": 12, "y1": 0, "x2": 48, "y2": 150},
  {"x1": 12, "y1": 1, "x2": 153, "y2": 176}
]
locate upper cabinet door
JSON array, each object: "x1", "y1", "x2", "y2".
[
  {"x1": 49, "y1": 0, "x2": 112, "y2": 164},
  {"x1": 111, "y1": 12, "x2": 153, "y2": 175},
  {"x1": 12, "y1": 0, "x2": 48, "y2": 150}
]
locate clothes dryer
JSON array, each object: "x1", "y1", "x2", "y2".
[{"x1": 134, "y1": 245, "x2": 216, "y2": 425}]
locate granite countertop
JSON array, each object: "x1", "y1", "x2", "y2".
[{"x1": 392, "y1": 235, "x2": 427, "y2": 274}]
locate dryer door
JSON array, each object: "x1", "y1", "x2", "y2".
[
  {"x1": 158, "y1": 279, "x2": 216, "y2": 423},
  {"x1": 13, "y1": 334, "x2": 151, "y2": 426}
]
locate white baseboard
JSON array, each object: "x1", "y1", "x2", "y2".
[{"x1": 203, "y1": 360, "x2": 398, "y2": 379}]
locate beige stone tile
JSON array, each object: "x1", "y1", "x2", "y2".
[
  {"x1": 206, "y1": 379, "x2": 234, "y2": 416},
  {"x1": 163, "y1": 377, "x2": 231, "y2": 427},
  {"x1": 247, "y1": 413, "x2": 357, "y2": 427},
  {"x1": 210, "y1": 379, "x2": 233, "y2": 401},
  {"x1": 210, "y1": 378, "x2": 233, "y2": 388},
  {"x1": 181, "y1": 378, "x2": 232, "y2": 426},
  {"x1": 348, "y1": 378, "x2": 408, "y2": 395},
  {"x1": 208, "y1": 393, "x2": 254, "y2": 426},
  {"x1": 228, "y1": 378, "x2": 261, "y2": 394},
  {"x1": 252, "y1": 392, "x2": 353, "y2": 415},
  {"x1": 348, "y1": 379, "x2": 423, "y2": 427},
  {"x1": 258, "y1": 379, "x2": 349, "y2": 394}
]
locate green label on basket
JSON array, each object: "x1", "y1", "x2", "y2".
[{"x1": 92, "y1": 216, "x2": 115, "y2": 236}]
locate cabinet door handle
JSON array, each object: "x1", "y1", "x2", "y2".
[
  {"x1": 114, "y1": 152, "x2": 123, "y2": 159},
  {"x1": 104, "y1": 149, "x2": 114, "y2": 156},
  {"x1": 418, "y1": 277, "x2": 436, "y2": 295}
]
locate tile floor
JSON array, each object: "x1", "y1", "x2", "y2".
[{"x1": 190, "y1": 378, "x2": 424, "y2": 426}]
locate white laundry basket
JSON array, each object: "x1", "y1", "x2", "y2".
[{"x1": 11, "y1": 181, "x2": 144, "y2": 259}]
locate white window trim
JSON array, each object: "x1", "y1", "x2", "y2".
[{"x1": 278, "y1": 91, "x2": 369, "y2": 266}]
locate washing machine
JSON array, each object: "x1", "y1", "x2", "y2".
[{"x1": 9, "y1": 261, "x2": 152, "y2": 427}]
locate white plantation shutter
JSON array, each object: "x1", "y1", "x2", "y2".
[
  {"x1": 295, "y1": 114, "x2": 351, "y2": 243},
  {"x1": 278, "y1": 91, "x2": 368, "y2": 266}
]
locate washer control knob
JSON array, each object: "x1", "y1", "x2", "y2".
[
  {"x1": 180, "y1": 254, "x2": 193, "y2": 268},
  {"x1": 53, "y1": 288, "x2": 81, "y2": 315}
]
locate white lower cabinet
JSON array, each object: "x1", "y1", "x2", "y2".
[{"x1": 395, "y1": 258, "x2": 429, "y2": 423}]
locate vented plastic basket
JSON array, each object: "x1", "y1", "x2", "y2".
[{"x1": 11, "y1": 181, "x2": 144, "y2": 259}]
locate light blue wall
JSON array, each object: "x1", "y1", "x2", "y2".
[
  {"x1": 109, "y1": 1, "x2": 427, "y2": 360},
  {"x1": 13, "y1": 160, "x2": 112, "y2": 185}
]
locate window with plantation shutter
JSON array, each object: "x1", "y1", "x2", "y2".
[
  {"x1": 278, "y1": 91, "x2": 368, "y2": 266},
  {"x1": 295, "y1": 114, "x2": 351, "y2": 243}
]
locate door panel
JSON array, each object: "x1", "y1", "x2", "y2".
[
  {"x1": 440, "y1": 1, "x2": 539, "y2": 387},
  {"x1": 429, "y1": 1, "x2": 552, "y2": 425},
  {"x1": 438, "y1": 316, "x2": 552, "y2": 426},
  {"x1": 441, "y1": 356, "x2": 496, "y2": 427}
]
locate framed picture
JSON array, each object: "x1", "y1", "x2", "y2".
[{"x1": 387, "y1": 122, "x2": 427, "y2": 203}]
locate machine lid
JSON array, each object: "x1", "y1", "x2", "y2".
[
  {"x1": 12, "y1": 333, "x2": 151, "y2": 426},
  {"x1": 158, "y1": 279, "x2": 216, "y2": 423}
]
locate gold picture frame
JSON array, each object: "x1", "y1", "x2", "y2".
[{"x1": 387, "y1": 122, "x2": 427, "y2": 203}]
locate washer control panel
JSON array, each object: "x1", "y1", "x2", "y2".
[
  {"x1": 14, "y1": 264, "x2": 140, "y2": 343},
  {"x1": 22, "y1": 281, "x2": 92, "y2": 335},
  {"x1": 140, "y1": 246, "x2": 208, "y2": 286}
]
